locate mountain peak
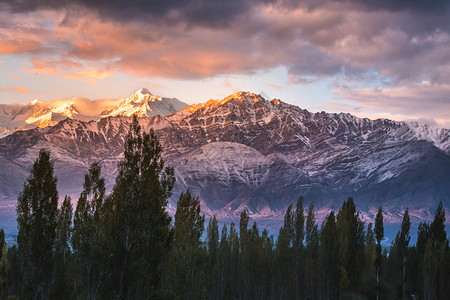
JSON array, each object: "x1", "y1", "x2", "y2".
[
  {"x1": 135, "y1": 88, "x2": 151, "y2": 96},
  {"x1": 182, "y1": 91, "x2": 268, "y2": 114},
  {"x1": 100, "y1": 89, "x2": 185, "y2": 118},
  {"x1": 226, "y1": 91, "x2": 263, "y2": 102},
  {"x1": 25, "y1": 102, "x2": 80, "y2": 127},
  {"x1": 30, "y1": 99, "x2": 41, "y2": 105}
]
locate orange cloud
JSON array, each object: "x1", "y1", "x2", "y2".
[
  {"x1": 9, "y1": 75, "x2": 21, "y2": 79},
  {"x1": 0, "y1": 39, "x2": 41, "y2": 55},
  {"x1": 2, "y1": 2, "x2": 450, "y2": 87},
  {"x1": 62, "y1": 68, "x2": 114, "y2": 82},
  {"x1": 24, "y1": 58, "x2": 114, "y2": 83},
  {"x1": 8, "y1": 87, "x2": 30, "y2": 94},
  {"x1": 267, "y1": 83, "x2": 283, "y2": 90}
]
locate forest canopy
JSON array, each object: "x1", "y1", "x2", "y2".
[{"x1": 1, "y1": 116, "x2": 448, "y2": 299}]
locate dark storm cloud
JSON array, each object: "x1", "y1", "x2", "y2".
[
  {"x1": 4, "y1": 0, "x2": 449, "y2": 29},
  {"x1": 294, "y1": 0, "x2": 450, "y2": 13},
  {"x1": 351, "y1": 0, "x2": 450, "y2": 13},
  {"x1": 3, "y1": 0, "x2": 276, "y2": 27}
]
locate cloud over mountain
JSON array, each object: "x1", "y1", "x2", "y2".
[{"x1": 1, "y1": 0, "x2": 450, "y2": 126}]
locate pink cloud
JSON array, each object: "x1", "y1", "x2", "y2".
[
  {"x1": 267, "y1": 83, "x2": 283, "y2": 90},
  {"x1": 0, "y1": 39, "x2": 41, "y2": 55},
  {"x1": 333, "y1": 82, "x2": 450, "y2": 127},
  {"x1": 1, "y1": 2, "x2": 450, "y2": 88},
  {"x1": 8, "y1": 87, "x2": 30, "y2": 94},
  {"x1": 24, "y1": 58, "x2": 114, "y2": 83}
]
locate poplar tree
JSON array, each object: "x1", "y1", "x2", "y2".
[
  {"x1": 206, "y1": 215, "x2": 219, "y2": 299},
  {"x1": 319, "y1": 211, "x2": 339, "y2": 299},
  {"x1": 336, "y1": 197, "x2": 365, "y2": 294},
  {"x1": 16, "y1": 149, "x2": 58, "y2": 299},
  {"x1": 305, "y1": 202, "x2": 319, "y2": 299},
  {"x1": 109, "y1": 115, "x2": 175, "y2": 298},
  {"x1": 52, "y1": 196, "x2": 73, "y2": 298},
  {"x1": 0, "y1": 229, "x2": 7, "y2": 299},
  {"x1": 164, "y1": 190, "x2": 205, "y2": 299},
  {"x1": 394, "y1": 209, "x2": 410, "y2": 299},
  {"x1": 430, "y1": 201, "x2": 446, "y2": 245},
  {"x1": 374, "y1": 205, "x2": 384, "y2": 300},
  {"x1": 217, "y1": 224, "x2": 231, "y2": 299},
  {"x1": 229, "y1": 222, "x2": 240, "y2": 298},
  {"x1": 294, "y1": 196, "x2": 305, "y2": 299},
  {"x1": 72, "y1": 163, "x2": 105, "y2": 299}
]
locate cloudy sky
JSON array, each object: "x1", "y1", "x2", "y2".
[{"x1": 1, "y1": 0, "x2": 449, "y2": 127}]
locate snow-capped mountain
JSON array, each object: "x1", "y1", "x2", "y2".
[
  {"x1": 101, "y1": 88, "x2": 186, "y2": 118},
  {"x1": 0, "y1": 88, "x2": 187, "y2": 138},
  {"x1": 25, "y1": 102, "x2": 82, "y2": 128},
  {"x1": 0, "y1": 91, "x2": 449, "y2": 228}
]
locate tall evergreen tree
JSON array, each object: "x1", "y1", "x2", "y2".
[
  {"x1": 72, "y1": 162, "x2": 106, "y2": 299},
  {"x1": 239, "y1": 210, "x2": 254, "y2": 298},
  {"x1": 52, "y1": 196, "x2": 73, "y2": 298},
  {"x1": 6, "y1": 245, "x2": 20, "y2": 297},
  {"x1": 362, "y1": 223, "x2": 377, "y2": 297},
  {"x1": 217, "y1": 224, "x2": 231, "y2": 299},
  {"x1": 393, "y1": 208, "x2": 411, "y2": 299},
  {"x1": 421, "y1": 201, "x2": 448, "y2": 300},
  {"x1": 274, "y1": 226, "x2": 293, "y2": 299},
  {"x1": 164, "y1": 190, "x2": 205, "y2": 299},
  {"x1": 229, "y1": 222, "x2": 240, "y2": 298},
  {"x1": 259, "y1": 228, "x2": 274, "y2": 299},
  {"x1": 305, "y1": 202, "x2": 319, "y2": 299},
  {"x1": 109, "y1": 116, "x2": 175, "y2": 298},
  {"x1": 336, "y1": 197, "x2": 365, "y2": 295},
  {"x1": 0, "y1": 229, "x2": 7, "y2": 299},
  {"x1": 430, "y1": 200, "x2": 446, "y2": 245},
  {"x1": 283, "y1": 203, "x2": 295, "y2": 247},
  {"x1": 374, "y1": 205, "x2": 384, "y2": 300},
  {"x1": 206, "y1": 215, "x2": 219, "y2": 299},
  {"x1": 294, "y1": 195, "x2": 305, "y2": 299},
  {"x1": 319, "y1": 211, "x2": 339, "y2": 299},
  {"x1": 16, "y1": 149, "x2": 58, "y2": 299}
]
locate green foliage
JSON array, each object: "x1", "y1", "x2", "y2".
[
  {"x1": 375, "y1": 205, "x2": 384, "y2": 245},
  {"x1": 294, "y1": 195, "x2": 305, "y2": 299},
  {"x1": 418, "y1": 202, "x2": 449, "y2": 300},
  {"x1": 8, "y1": 137, "x2": 450, "y2": 300},
  {"x1": 52, "y1": 196, "x2": 73, "y2": 298},
  {"x1": 72, "y1": 162, "x2": 106, "y2": 299},
  {"x1": 0, "y1": 229, "x2": 7, "y2": 299},
  {"x1": 164, "y1": 190, "x2": 206, "y2": 299},
  {"x1": 430, "y1": 200, "x2": 446, "y2": 245},
  {"x1": 319, "y1": 211, "x2": 339, "y2": 299},
  {"x1": 336, "y1": 198, "x2": 365, "y2": 293},
  {"x1": 374, "y1": 205, "x2": 384, "y2": 300},
  {"x1": 108, "y1": 115, "x2": 175, "y2": 298},
  {"x1": 16, "y1": 149, "x2": 59, "y2": 299},
  {"x1": 305, "y1": 202, "x2": 319, "y2": 298},
  {"x1": 206, "y1": 214, "x2": 219, "y2": 299},
  {"x1": 6, "y1": 245, "x2": 20, "y2": 297}
]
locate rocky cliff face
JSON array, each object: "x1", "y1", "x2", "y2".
[{"x1": 1, "y1": 91, "x2": 449, "y2": 226}]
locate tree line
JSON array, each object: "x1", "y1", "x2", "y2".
[{"x1": 0, "y1": 115, "x2": 449, "y2": 299}]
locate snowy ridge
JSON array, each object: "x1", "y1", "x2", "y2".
[
  {"x1": 25, "y1": 103, "x2": 80, "y2": 128},
  {"x1": 0, "y1": 88, "x2": 187, "y2": 138},
  {"x1": 0, "y1": 91, "x2": 449, "y2": 227}
]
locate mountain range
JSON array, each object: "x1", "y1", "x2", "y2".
[
  {"x1": 0, "y1": 88, "x2": 186, "y2": 137},
  {"x1": 0, "y1": 89, "x2": 449, "y2": 238}
]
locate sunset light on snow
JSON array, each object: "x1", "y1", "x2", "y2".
[{"x1": 0, "y1": 0, "x2": 449, "y2": 127}]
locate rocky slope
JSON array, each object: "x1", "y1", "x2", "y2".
[{"x1": 0, "y1": 91, "x2": 449, "y2": 229}]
